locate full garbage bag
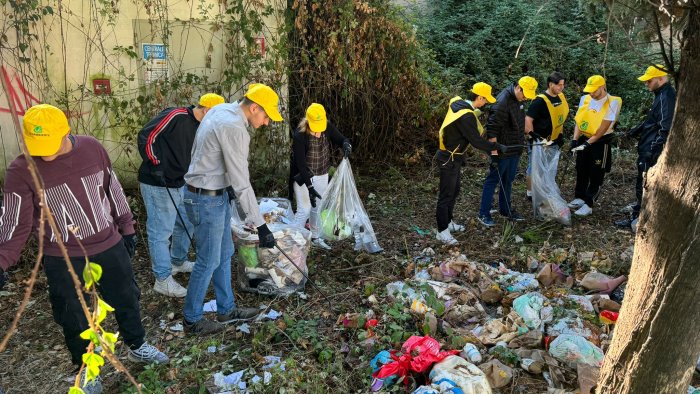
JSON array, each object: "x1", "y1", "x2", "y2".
[
  {"x1": 318, "y1": 158, "x2": 383, "y2": 253},
  {"x1": 531, "y1": 144, "x2": 571, "y2": 225},
  {"x1": 231, "y1": 198, "x2": 310, "y2": 296},
  {"x1": 428, "y1": 355, "x2": 493, "y2": 394}
]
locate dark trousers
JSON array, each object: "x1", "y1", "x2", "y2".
[
  {"x1": 632, "y1": 151, "x2": 661, "y2": 218},
  {"x1": 574, "y1": 138, "x2": 612, "y2": 207},
  {"x1": 479, "y1": 155, "x2": 520, "y2": 217},
  {"x1": 44, "y1": 240, "x2": 145, "y2": 365},
  {"x1": 436, "y1": 155, "x2": 462, "y2": 232}
]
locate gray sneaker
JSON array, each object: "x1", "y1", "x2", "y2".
[
  {"x1": 217, "y1": 307, "x2": 260, "y2": 324},
  {"x1": 127, "y1": 342, "x2": 169, "y2": 364},
  {"x1": 78, "y1": 368, "x2": 103, "y2": 394},
  {"x1": 184, "y1": 318, "x2": 225, "y2": 335}
]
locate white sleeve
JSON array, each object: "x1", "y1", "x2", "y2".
[{"x1": 604, "y1": 98, "x2": 620, "y2": 121}]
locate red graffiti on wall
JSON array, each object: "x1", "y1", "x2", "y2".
[{"x1": 0, "y1": 66, "x2": 42, "y2": 116}]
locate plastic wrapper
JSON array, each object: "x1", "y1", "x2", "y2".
[
  {"x1": 428, "y1": 355, "x2": 493, "y2": 393},
  {"x1": 548, "y1": 334, "x2": 604, "y2": 368},
  {"x1": 231, "y1": 198, "x2": 310, "y2": 296},
  {"x1": 530, "y1": 145, "x2": 571, "y2": 225},
  {"x1": 318, "y1": 158, "x2": 383, "y2": 253}
]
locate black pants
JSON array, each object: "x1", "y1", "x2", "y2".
[
  {"x1": 436, "y1": 153, "x2": 462, "y2": 232},
  {"x1": 44, "y1": 240, "x2": 145, "y2": 365},
  {"x1": 632, "y1": 150, "x2": 661, "y2": 218},
  {"x1": 574, "y1": 138, "x2": 612, "y2": 207}
]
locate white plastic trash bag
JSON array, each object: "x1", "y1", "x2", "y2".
[
  {"x1": 428, "y1": 355, "x2": 493, "y2": 393},
  {"x1": 531, "y1": 145, "x2": 571, "y2": 225},
  {"x1": 318, "y1": 158, "x2": 383, "y2": 253}
]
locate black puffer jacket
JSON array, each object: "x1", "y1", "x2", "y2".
[
  {"x1": 629, "y1": 82, "x2": 676, "y2": 156},
  {"x1": 485, "y1": 85, "x2": 525, "y2": 157}
]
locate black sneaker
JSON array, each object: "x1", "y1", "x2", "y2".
[
  {"x1": 183, "y1": 318, "x2": 224, "y2": 335},
  {"x1": 614, "y1": 218, "x2": 633, "y2": 228},
  {"x1": 216, "y1": 307, "x2": 260, "y2": 324}
]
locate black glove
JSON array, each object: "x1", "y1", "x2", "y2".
[
  {"x1": 257, "y1": 224, "x2": 276, "y2": 248},
  {"x1": 123, "y1": 234, "x2": 137, "y2": 258},
  {"x1": 527, "y1": 132, "x2": 543, "y2": 142},
  {"x1": 153, "y1": 170, "x2": 166, "y2": 186},
  {"x1": 578, "y1": 141, "x2": 591, "y2": 150},
  {"x1": 343, "y1": 141, "x2": 352, "y2": 158},
  {"x1": 0, "y1": 269, "x2": 6, "y2": 290},
  {"x1": 496, "y1": 144, "x2": 508, "y2": 154},
  {"x1": 308, "y1": 186, "x2": 322, "y2": 208},
  {"x1": 570, "y1": 139, "x2": 580, "y2": 150}
]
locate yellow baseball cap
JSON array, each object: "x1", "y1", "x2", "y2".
[
  {"x1": 638, "y1": 64, "x2": 668, "y2": 81},
  {"x1": 518, "y1": 76, "x2": 538, "y2": 99},
  {"x1": 199, "y1": 93, "x2": 225, "y2": 108},
  {"x1": 470, "y1": 82, "x2": 497, "y2": 104},
  {"x1": 583, "y1": 75, "x2": 606, "y2": 93},
  {"x1": 306, "y1": 103, "x2": 327, "y2": 132},
  {"x1": 244, "y1": 83, "x2": 283, "y2": 122},
  {"x1": 23, "y1": 104, "x2": 70, "y2": 156}
]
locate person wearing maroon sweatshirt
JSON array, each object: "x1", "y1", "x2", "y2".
[{"x1": 0, "y1": 104, "x2": 167, "y2": 391}]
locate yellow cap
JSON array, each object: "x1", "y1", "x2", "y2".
[
  {"x1": 638, "y1": 64, "x2": 668, "y2": 81},
  {"x1": 198, "y1": 93, "x2": 225, "y2": 108},
  {"x1": 470, "y1": 82, "x2": 497, "y2": 104},
  {"x1": 306, "y1": 103, "x2": 327, "y2": 132},
  {"x1": 22, "y1": 104, "x2": 70, "y2": 156},
  {"x1": 583, "y1": 75, "x2": 606, "y2": 93},
  {"x1": 244, "y1": 83, "x2": 283, "y2": 122},
  {"x1": 518, "y1": 76, "x2": 538, "y2": 99}
]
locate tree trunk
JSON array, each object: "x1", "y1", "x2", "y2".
[{"x1": 597, "y1": 5, "x2": 700, "y2": 393}]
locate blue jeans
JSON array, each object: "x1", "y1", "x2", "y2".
[
  {"x1": 479, "y1": 155, "x2": 520, "y2": 217},
  {"x1": 140, "y1": 183, "x2": 193, "y2": 281},
  {"x1": 182, "y1": 189, "x2": 235, "y2": 323}
]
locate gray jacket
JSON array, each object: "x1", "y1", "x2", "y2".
[{"x1": 184, "y1": 102, "x2": 264, "y2": 227}]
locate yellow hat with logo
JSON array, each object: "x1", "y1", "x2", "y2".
[
  {"x1": 638, "y1": 64, "x2": 668, "y2": 81},
  {"x1": 22, "y1": 104, "x2": 70, "y2": 156},
  {"x1": 583, "y1": 75, "x2": 606, "y2": 93},
  {"x1": 470, "y1": 82, "x2": 497, "y2": 104},
  {"x1": 306, "y1": 103, "x2": 327, "y2": 132},
  {"x1": 244, "y1": 83, "x2": 283, "y2": 122},
  {"x1": 199, "y1": 93, "x2": 225, "y2": 108},
  {"x1": 518, "y1": 76, "x2": 538, "y2": 99}
]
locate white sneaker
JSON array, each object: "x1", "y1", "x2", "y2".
[
  {"x1": 172, "y1": 260, "x2": 195, "y2": 274},
  {"x1": 567, "y1": 198, "x2": 585, "y2": 209},
  {"x1": 574, "y1": 204, "x2": 593, "y2": 216},
  {"x1": 448, "y1": 221, "x2": 465, "y2": 232},
  {"x1": 436, "y1": 229, "x2": 458, "y2": 245},
  {"x1": 127, "y1": 342, "x2": 170, "y2": 364},
  {"x1": 154, "y1": 275, "x2": 187, "y2": 298},
  {"x1": 312, "y1": 238, "x2": 332, "y2": 250}
]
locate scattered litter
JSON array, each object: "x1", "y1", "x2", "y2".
[
  {"x1": 203, "y1": 299, "x2": 217, "y2": 313},
  {"x1": 159, "y1": 320, "x2": 183, "y2": 332},
  {"x1": 236, "y1": 323, "x2": 250, "y2": 334},
  {"x1": 262, "y1": 356, "x2": 285, "y2": 371},
  {"x1": 213, "y1": 370, "x2": 247, "y2": 392},
  {"x1": 411, "y1": 225, "x2": 432, "y2": 236},
  {"x1": 548, "y1": 334, "x2": 604, "y2": 368},
  {"x1": 256, "y1": 309, "x2": 282, "y2": 321},
  {"x1": 208, "y1": 346, "x2": 217, "y2": 353}
]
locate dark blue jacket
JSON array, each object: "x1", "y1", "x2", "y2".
[
  {"x1": 630, "y1": 83, "x2": 676, "y2": 156},
  {"x1": 485, "y1": 85, "x2": 525, "y2": 157}
]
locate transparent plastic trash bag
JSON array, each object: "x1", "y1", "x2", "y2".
[
  {"x1": 531, "y1": 144, "x2": 571, "y2": 225},
  {"x1": 318, "y1": 158, "x2": 383, "y2": 253}
]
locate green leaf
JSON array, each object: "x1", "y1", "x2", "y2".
[
  {"x1": 96, "y1": 298, "x2": 114, "y2": 324},
  {"x1": 79, "y1": 328, "x2": 99, "y2": 344},
  {"x1": 83, "y1": 262, "x2": 103, "y2": 289},
  {"x1": 102, "y1": 331, "x2": 119, "y2": 352},
  {"x1": 82, "y1": 353, "x2": 104, "y2": 381},
  {"x1": 69, "y1": 387, "x2": 85, "y2": 394}
]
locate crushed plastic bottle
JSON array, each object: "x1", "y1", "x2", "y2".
[{"x1": 460, "y1": 343, "x2": 482, "y2": 363}]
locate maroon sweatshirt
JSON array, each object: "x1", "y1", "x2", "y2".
[{"x1": 0, "y1": 135, "x2": 135, "y2": 271}]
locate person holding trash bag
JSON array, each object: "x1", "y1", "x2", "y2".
[
  {"x1": 524, "y1": 72, "x2": 569, "y2": 200},
  {"x1": 614, "y1": 65, "x2": 676, "y2": 230},
  {"x1": 435, "y1": 82, "x2": 508, "y2": 245},
  {"x1": 182, "y1": 83, "x2": 282, "y2": 335},
  {"x1": 138, "y1": 93, "x2": 224, "y2": 298},
  {"x1": 477, "y1": 76, "x2": 538, "y2": 227},
  {"x1": 0, "y1": 104, "x2": 169, "y2": 393},
  {"x1": 567, "y1": 75, "x2": 622, "y2": 217},
  {"x1": 290, "y1": 103, "x2": 351, "y2": 250}
]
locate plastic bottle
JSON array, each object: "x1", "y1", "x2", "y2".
[
  {"x1": 410, "y1": 299, "x2": 432, "y2": 314},
  {"x1": 460, "y1": 343, "x2": 482, "y2": 363}
]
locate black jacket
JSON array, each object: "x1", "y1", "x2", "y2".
[
  {"x1": 438, "y1": 100, "x2": 498, "y2": 162},
  {"x1": 485, "y1": 85, "x2": 526, "y2": 157},
  {"x1": 137, "y1": 106, "x2": 200, "y2": 188},
  {"x1": 290, "y1": 122, "x2": 349, "y2": 187},
  {"x1": 629, "y1": 83, "x2": 676, "y2": 156}
]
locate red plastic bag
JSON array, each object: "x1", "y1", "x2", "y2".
[{"x1": 373, "y1": 336, "x2": 458, "y2": 382}]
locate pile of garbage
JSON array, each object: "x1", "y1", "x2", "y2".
[
  {"x1": 231, "y1": 198, "x2": 311, "y2": 296},
  {"x1": 361, "y1": 249, "x2": 628, "y2": 393}
]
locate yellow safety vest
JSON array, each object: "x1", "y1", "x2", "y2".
[
  {"x1": 438, "y1": 97, "x2": 484, "y2": 157},
  {"x1": 537, "y1": 93, "x2": 569, "y2": 141},
  {"x1": 574, "y1": 95, "x2": 622, "y2": 137}
]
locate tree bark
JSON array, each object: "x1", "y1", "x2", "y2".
[{"x1": 597, "y1": 4, "x2": 700, "y2": 393}]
